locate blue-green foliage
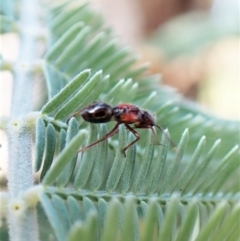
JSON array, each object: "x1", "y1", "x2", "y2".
[{"x1": 1, "y1": 0, "x2": 239, "y2": 241}]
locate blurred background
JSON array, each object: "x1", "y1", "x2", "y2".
[{"x1": 90, "y1": 0, "x2": 240, "y2": 120}]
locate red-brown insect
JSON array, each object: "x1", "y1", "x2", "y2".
[{"x1": 68, "y1": 102, "x2": 175, "y2": 157}]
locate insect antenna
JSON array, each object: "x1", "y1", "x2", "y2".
[
  {"x1": 150, "y1": 127, "x2": 164, "y2": 146},
  {"x1": 66, "y1": 109, "x2": 84, "y2": 124},
  {"x1": 154, "y1": 124, "x2": 176, "y2": 149}
]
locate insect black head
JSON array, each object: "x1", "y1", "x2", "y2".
[{"x1": 81, "y1": 102, "x2": 113, "y2": 123}]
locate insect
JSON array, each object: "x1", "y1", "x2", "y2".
[{"x1": 67, "y1": 102, "x2": 175, "y2": 157}]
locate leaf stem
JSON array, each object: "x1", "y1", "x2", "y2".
[{"x1": 7, "y1": 0, "x2": 40, "y2": 240}]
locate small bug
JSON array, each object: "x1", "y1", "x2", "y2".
[{"x1": 67, "y1": 102, "x2": 175, "y2": 157}]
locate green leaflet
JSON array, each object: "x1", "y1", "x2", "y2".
[
  {"x1": 42, "y1": 69, "x2": 90, "y2": 114},
  {"x1": 186, "y1": 139, "x2": 221, "y2": 194},
  {"x1": 140, "y1": 200, "x2": 159, "y2": 241},
  {"x1": 132, "y1": 129, "x2": 155, "y2": 193},
  {"x1": 35, "y1": 118, "x2": 46, "y2": 171},
  {"x1": 67, "y1": 222, "x2": 85, "y2": 241},
  {"x1": 145, "y1": 130, "x2": 170, "y2": 194},
  {"x1": 40, "y1": 193, "x2": 68, "y2": 241},
  {"x1": 195, "y1": 201, "x2": 227, "y2": 241},
  {"x1": 54, "y1": 26, "x2": 92, "y2": 68},
  {"x1": 106, "y1": 124, "x2": 128, "y2": 192},
  {"x1": 67, "y1": 212, "x2": 98, "y2": 241},
  {"x1": 46, "y1": 22, "x2": 86, "y2": 61},
  {"x1": 204, "y1": 144, "x2": 240, "y2": 194},
  {"x1": 87, "y1": 124, "x2": 109, "y2": 191},
  {"x1": 120, "y1": 197, "x2": 139, "y2": 241},
  {"x1": 212, "y1": 203, "x2": 240, "y2": 241},
  {"x1": 118, "y1": 134, "x2": 136, "y2": 194},
  {"x1": 55, "y1": 118, "x2": 79, "y2": 187},
  {"x1": 167, "y1": 128, "x2": 189, "y2": 193},
  {"x1": 73, "y1": 124, "x2": 99, "y2": 189},
  {"x1": 54, "y1": 70, "x2": 105, "y2": 120},
  {"x1": 66, "y1": 196, "x2": 85, "y2": 223},
  {"x1": 158, "y1": 195, "x2": 179, "y2": 241},
  {"x1": 175, "y1": 200, "x2": 198, "y2": 241},
  {"x1": 101, "y1": 199, "x2": 121, "y2": 241},
  {"x1": 65, "y1": 31, "x2": 107, "y2": 75},
  {"x1": 40, "y1": 123, "x2": 56, "y2": 181},
  {"x1": 173, "y1": 135, "x2": 206, "y2": 192},
  {"x1": 42, "y1": 129, "x2": 86, "y2": 185}
]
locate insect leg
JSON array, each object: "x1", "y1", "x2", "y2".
[
  {"x1": 77, "y1": 123, "x2": 120, "y2": 153},
  {"x1": 122, "y1": 124, "x2": 140, "y2": 157}
]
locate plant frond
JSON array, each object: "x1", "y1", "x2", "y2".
[
  {"x1": 31, "y1": 1, "x2": 239, "y2": 240},
  {"x1": 3, "y1": 0, "x2": 239, "y2": 240},
  {"x1": 41, "y1": 1, "x2": 239, "y2": 161},
  {"x1": 40, "y1": 192, "x2": 240, "y2": 241},
  {"x1": 39, "y1": 120, "x2": 239, "y2": 196}
]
